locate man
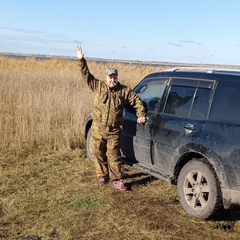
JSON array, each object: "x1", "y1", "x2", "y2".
[{"x1": 75, "y1": 45, "x2": 146, "y2": 191}]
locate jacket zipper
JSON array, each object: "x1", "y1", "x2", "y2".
[{"x1": 105, "y1": 90, "x2": 111, "y2": 127}]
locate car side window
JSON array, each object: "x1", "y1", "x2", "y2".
[
  {"x1": 190, "y1": 87, "x2": 212, "y2": 119},
  {"x1": 163, "y1": 79, "x2": 213, "y2": 119},
  {"x1": 164, "y1": 85, "x2": 195, "y2": 116},
  {"x1": 209, "y1": 82, "x2": 240, "y2": 123},
  {"x1": 135, "y1": 78, "x2": 167, "y2": 111}
]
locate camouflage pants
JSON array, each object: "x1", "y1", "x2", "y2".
[{"x1": 91, "y1": 122, "x2": 122, "y2": 180}]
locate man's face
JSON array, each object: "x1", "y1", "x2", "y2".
[{"x1": 105, "y1": 74, "x2": 118, "y2": 88}]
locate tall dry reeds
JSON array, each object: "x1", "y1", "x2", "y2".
[{"x1": 0, "y1": 56, "x2": 165, "y2": 154}]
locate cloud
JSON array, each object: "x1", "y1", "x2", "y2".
[
  {"x1": 181, "y1": 40, "x2": 195, "y2": 44},
  {"x1": 146, "y1": 48, "x2": 155, "y2": 52},
  {"x1": 0, "y1": 26, "x2": 44, "y2": 34},
  {"x1": 0, "y1": 26, "x2": 66, "y2": 38},
  {"x1": 0, "y1": 26, "x2": 71, "y2": 45},
  {"x1": 73, "y1": 40, "x2": 82, "y2": 45},
  {"x1": 0, "y1": 33, "x2": 75, "y2": 45},
  {"x1": 180, "y1": 40, "x2": 202, "y2": 46},
  {"x1": 169, "y1": 42, "x2": 183, "y2": 47}
]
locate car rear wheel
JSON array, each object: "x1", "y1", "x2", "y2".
[
  {"x1": 177, "y1": 159, "x2": 222, "y2": 219},
  {"x1": 86, "y1": 128, "x2": 94, "y2": 163}
]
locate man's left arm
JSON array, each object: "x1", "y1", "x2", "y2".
[{"x1": 127, "y1": 89, "x2": 146, "y2": 124}]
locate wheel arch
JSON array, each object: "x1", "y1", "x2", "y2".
[
  {"x1": 84, "y1": 115, "x2": 93, "y2": 139},
  {"x1": 172, "y1": 143, "x2": 229, "y2": 190}
]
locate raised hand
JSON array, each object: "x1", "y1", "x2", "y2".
[{"x1": 75, "y1": 45, "x2": 84, "y2": 59}]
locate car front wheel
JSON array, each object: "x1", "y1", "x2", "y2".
[{"x1": 177, "y1": 159, "x2": 222, "y2": 219}]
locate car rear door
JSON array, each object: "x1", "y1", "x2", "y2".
[{"x1": 151, "y1": 78, "x2": 216, "y2": 173}]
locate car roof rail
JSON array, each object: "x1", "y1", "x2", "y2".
[{"x1": 164, "y1": 67, "x2": 240, "y2": 74}]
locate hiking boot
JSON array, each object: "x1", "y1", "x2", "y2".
[
  {"x1": 113, "y1": 180, "x2": 127, "y2": 191},
  {"x1": 98, "y1": 177, "x2": 106, "y2": 185}
]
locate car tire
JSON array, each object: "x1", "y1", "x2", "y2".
[
  {"x1": 177, "y1": 159, "x2": 222, "y2": 219},
  {"x1": 86, "y1": 128, "x2": 94, "y2": 163}
]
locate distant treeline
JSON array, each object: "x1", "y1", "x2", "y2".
[{"x1": 1, "y1": 52, "x2": 237, "y2": 68}]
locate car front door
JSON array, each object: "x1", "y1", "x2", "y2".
[{"x1": 121, "y1": 77, "x2": 168, "y2": 166}]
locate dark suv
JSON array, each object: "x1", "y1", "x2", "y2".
[{"x1": 84, "y1": 67, "x2": 240, "y2": 219}]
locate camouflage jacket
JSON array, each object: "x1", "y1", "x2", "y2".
[{"x1": 78, "y1": 58, "x2": 146, "y2": 127}]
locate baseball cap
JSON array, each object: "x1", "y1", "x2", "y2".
[{"x1": 106, "y1": 68, "x2": 118, "y2": 76}]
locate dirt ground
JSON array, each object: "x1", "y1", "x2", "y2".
[{"x1": 1, "y1": 149, "x2": 240, "y2": 240}]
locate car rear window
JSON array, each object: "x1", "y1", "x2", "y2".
[
  {"x1": 163, "y1": 78, "x2": 214, "y2": 119},
  {"x1": 209, "y1": 81, "x2": 240, "y2": 123}
]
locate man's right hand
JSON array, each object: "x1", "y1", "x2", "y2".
[{"x1": 75, "y1": 45, "x2": 84, "y2": 59}]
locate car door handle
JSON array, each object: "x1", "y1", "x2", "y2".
[
  {"x1": 145, "y1": 117, "x2": 149, "y2": 122},
  {"x1": 145, "y1": 116, "x2": 156, "y2": 125},
  {"x1": 145, "y1": 116, "x2": 150, "y2": 124},
  {"x1": 184, "y1": 124, "x2": 197, "y2": 134}
]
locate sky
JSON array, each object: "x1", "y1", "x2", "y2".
[{"x1": 1, "y1": 0, "x2": 240, "y2": 65}]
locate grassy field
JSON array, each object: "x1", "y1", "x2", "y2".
[
  {"x1": 1, "y1": 56, "x2": 240, "y2": 239},
  {"x1": 0, "y1": 56, "x2": 161, "y2": 154}
]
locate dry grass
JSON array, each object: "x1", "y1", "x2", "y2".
[
  {"x1": 0, "y1": 57, "x2": 164, "y2": 154},
  {"x1": 1, "y1": 57, "x2": 240, "y2": 239}
]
